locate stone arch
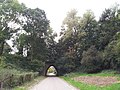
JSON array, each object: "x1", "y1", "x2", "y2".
[
  {"x1": 45, "y1": 65, "x2": 58, "y2": 76},
  {"x1": 44, "y1": 61, "x2": 58, "y2": 76}
]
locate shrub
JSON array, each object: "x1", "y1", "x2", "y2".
[
  {"x1": 0, "y1": 68, "x2": 39, "y2": 88},
  {"x1": 81, "y1": 46, "x2": 103, "y2": 73},
  {"x1": 24, "y1": 73, "x2": 32, "y2": 82},
  {"x1": 56, "y1": 56, "x2": 76, "y2": 75},
  {"x1": 103, "y1": 33, "x2": 120, "y2": 70}
]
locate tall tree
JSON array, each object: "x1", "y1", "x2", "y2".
[
  {"x1": 97, "y1": 6, "x2": 120, "y2": 50},
  {"x1": 14, "y1": 8, "x2": 50, "y2": 71},
  {"x1": 22, "y1": 8, "x2": 49, "y2": 61},
  {"x1": 59, "y1": 9, "x2": 81, "y2": 69},
  {"x1": 0, "y1": 0, "x2": 24, "y2": 55},
  {"x1": 45, "y1": 27, "x2": 57, "y2": 61}
]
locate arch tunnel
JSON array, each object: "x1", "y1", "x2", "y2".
[{"x1": 44, "y1": 61, "x2": 59, "y2": 76}]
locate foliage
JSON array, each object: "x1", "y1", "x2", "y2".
[
  {"x1": 13, "y1": 76, "x2": 45, "y2": 90},
  {"x1": 0, "y1": 68, "x2": 39, "y2": 88},
  {"x1": 81, "y1": 46, "x2": 103, "y2": 73},
  {"x1": 103, "y1": 32, "x2": 120, "y2": 70},
  {"x1": 0, "y1": 1, "x2": 120, "y2": 88},
  {"x1": 97, "y1": 7, "x2": 120, "y2": 50},
  {"x1": 0, "y1": 1, "x2": 49, "y2": 88},
  {"x1": 0, "y1": 56, "x2": 6, "y2": 67},
  {"x1": 58, "y1": 5, "x2": 120, "y2": 73},
  {"x1": 0, "y1": 0, "x2": 25, "y2": 55},
  {"x1": 56, "y1": 56, "x2": 76, "y2": 75},
  {"x1": 62, "y1": 71, "x2": 120, "y2": 90}
]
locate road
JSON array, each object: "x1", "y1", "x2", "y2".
[{"x1": 30, "y1": 77, "x2": 79, "y2": 90}]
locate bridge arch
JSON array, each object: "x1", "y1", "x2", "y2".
[{"x1": 44, "y1": 60, "x2": 59, "y2": 76}]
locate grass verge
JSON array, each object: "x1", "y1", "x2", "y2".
[
  {"x1": 62, "y1": 70, "x2": 120, "y2": 90},
  {"x1": 13, "y1": 76, "x2": 45, "y2": 90}
]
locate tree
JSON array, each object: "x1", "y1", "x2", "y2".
[
  {"x1": 0, "y1": 0, "x2": 24, "y2": 55},
  {"x1": 103, "y1": 32, "x2": 120, "y2": 70},
  {"x1": 80, "y1": 10, "x2": 98, "y2": 48},
  {"x1": 58, "y1": 9, "x2": 81, "y2": 69},
  {"x1": 45, "y1": 27, "x2": 57, "y2": 61},
  {"x1": 97, "y1": 6, "x2": 120, "y2": 50},
  {"x1": 22, "y1": 8, "x2": 49, "y2": 60},
  {"x1": 75, "y1": 10, "x2": 98, "y2": 62},
  {"x1": 58, "y1": 10, "x2": 98, "y2": 72},
  {"x1": 14, "y1": 8, "x2": 49, "y2": 71},
  {"x1": 81, "y1": 46, "x2": 103, "y2": 73}
]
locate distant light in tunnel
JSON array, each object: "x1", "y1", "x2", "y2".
[{"x1": 46, "y1": 66, "x2": 57, "y2": 76}]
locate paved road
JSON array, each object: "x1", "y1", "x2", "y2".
[{"x1": 30, "y1": 77, "x2": 79, "y2": 90}]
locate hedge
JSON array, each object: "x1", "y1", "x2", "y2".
[{"x1": 0, "y1": 69, "x2": 39, "y2": 88}]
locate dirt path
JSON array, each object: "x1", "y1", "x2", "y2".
[{"x1": 30, "y1": 77, "x2": 79, "y2": 90}]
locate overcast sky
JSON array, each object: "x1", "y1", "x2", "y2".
[{"x1": 18, "y1": 0, "x2": 120, "y2": 34}]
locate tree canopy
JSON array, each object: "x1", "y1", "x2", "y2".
[{"x1": 0, "y1": 0, "x2": 120, "y2": 74}]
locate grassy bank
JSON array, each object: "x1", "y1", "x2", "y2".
[
  {"x1": 0, "y1": 68, "x2": 40, "y2": 90},
  {"x1": 13, "y1": 76, "x2": 45, "y2": 90},
  {"x1": 62, "y1": 70, "x2": 120, "y2": 90}
]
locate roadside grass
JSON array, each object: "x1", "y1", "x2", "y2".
[
  {"x1": 62, "y1": 70, "x2": 120, "y2": 90},
  {"x1": 13, "y1": 76, "x2": 45, "y2": 90}
]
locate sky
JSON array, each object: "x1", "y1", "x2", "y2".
[{"x1": 18, "y1": 0, "x2": 120, "y2": 35}]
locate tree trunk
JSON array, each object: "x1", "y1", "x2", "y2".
[
  {"x1": 18, "y1": 45, "x2": 23, "y2": 55},
  {"x1": 0, "y1": 42, "x2": 4, "y2": 56}
]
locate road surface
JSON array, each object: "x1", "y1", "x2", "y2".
[{"x1": 30, "y1": 77, "x2": 79, "y2": 90}]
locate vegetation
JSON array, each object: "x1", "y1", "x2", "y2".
[
  {"x1": 0, "y1": 0, "x2": 120, "y2": 89},
  {"x1": 62, "y1": 70, "x2": 120, "y2": 90},
  {"x1": 0, "y1": 0, "x2": 49, "y2": 89},
  {"x1": 0, "y1": 68, "x2": 39, "y2": 89},
  {"x1": 81, "y1": 46, "x2": 102, "y2": 73},
  {"x1": 13, "y1": 76, "x2": 45, "y2": 90},
  {"x1": 56, "y1": 7, "x2": 120, "y2": 74}
]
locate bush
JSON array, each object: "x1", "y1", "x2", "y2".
[
  {"x1": 0, "y1": 56, "x2": 7, "y2": 68},
  {"x1": 56, "y1": 56, "x2": 76, "y2": 75},
  {"x1": 24, "y1": 73, "x2": 32, "y2": 82},
  {"x1": 103, "y1": 33, "x2": 120, "y2": 70},
  {"x1": 0, "y1": 68, "x2": 39, "y2": 88},
  {"x1": 81, "y1": 46, "x2": 103, "y2": 73}
]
